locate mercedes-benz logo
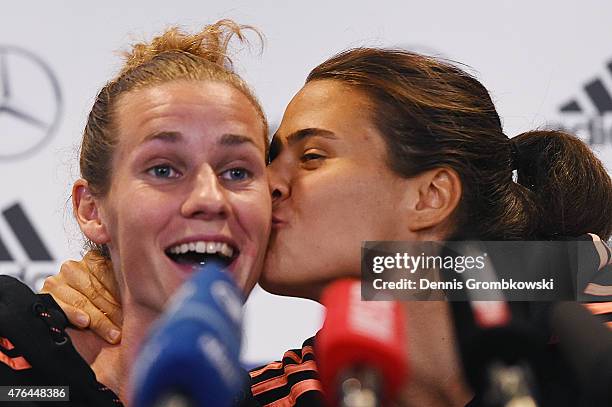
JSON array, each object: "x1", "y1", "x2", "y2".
[{"x1": 0, "y1": 45, "x2": 62, "y2": 160}]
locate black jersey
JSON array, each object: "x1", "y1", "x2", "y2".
[{"x1": 0, "y1": 275, "x2": 122, "y2": 406}]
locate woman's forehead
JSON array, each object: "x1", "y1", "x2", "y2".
[
  {"x1": 114, "y1": 81, "x2": 267, "y2": 151},
  {"x1": 277, "y1": 81, "x2": 374, "y2": 138}
]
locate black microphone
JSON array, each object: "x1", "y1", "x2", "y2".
[
  {"x1": 442, "y1": 241, "x2": 544, "y2": 407},
  {"x1": 550, "y1": 301, "x2": 612, "y2": 406},
  {"x1": 444, "y1": 239, "x2": 612, "y2": 406}
]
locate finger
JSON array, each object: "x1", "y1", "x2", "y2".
[
  {"x1": 69, "y1": 293, "x2": 121, "y2": 344},
  {"x1": 57, "y1": 256, "x2": 123, "y2": 327},
  {"x1": 87, "y1": 306, "x2": 122, "y2": 345},
  {"x1": 40, "y1": 273, "x2": 61, "y2": 296},
  {"x1": 40, "y1": 273, "x2": 89, "y2": 319},
  {"x1": 83, "y1": 251, "x2": 121, "y2": 302},
  {"x1": 40, "y1": 277, "x2": 94, "y2": 328},
  {"x1": 81, "y1": 272, "x2": 123, "y2": 327},
  {"x1": 48, "y1": 298, "x2": 90, "y2": 329},
  {"x1": 42, "y1": 279, "x2": 121, "y2": 344}
]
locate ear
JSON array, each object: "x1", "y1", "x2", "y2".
[
  {"x1": 72, "y1": 179, "x2": 110, "y2": 245},
  {"x1": 405, "y1": 168, "x2": 462, "y2": 232}
]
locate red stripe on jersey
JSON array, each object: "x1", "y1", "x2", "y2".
[
  {"x1": 584, "y1": 302, "x2": 612, "y2": 315},
  {"x1": 0, "y1": 337, "x2": 15, "y2": 350},
  {"x1": 251, "y1": 360, "x2": 318, "y2": 396},
  {"x1": 0, "y1": 348, "x2": 31, "y2": 371},
  {"x1": 249, "y1": 361, "x2": 284, "y2": 378},
  {"x1": 265, "y1": 379, "x2": 323, "y2": 407}
]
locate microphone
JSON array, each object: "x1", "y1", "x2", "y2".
[
  {"x1": 131, "y1": 257, "x2": 247, "y2": 407},
  {"x1": 447, "y1": 239, "x2": 612, "y2": 406},
  {"x1": 448, "y1": 300, "x2": 545, "y2": 407},
  {"x1": 316, "y1": 279, "x2": 408, "y2": 407},
  {"x1": 550, "y1": 301, "x2": 612, "y2": 406},
  {"x1": 441, "y1": 242, "x2": 544, "y2": 407}
]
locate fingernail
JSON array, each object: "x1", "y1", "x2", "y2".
[
  {"x1": 108, "y1": 329, "x2": 121, "y2": 343},
  {"x1": 75, "y1": 312, "x2": 89, "y2": 327}
]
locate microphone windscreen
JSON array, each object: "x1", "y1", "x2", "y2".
[
  {"x1": 316, "y1": 279, "x2": 408, "y2": 405},
  {"x1": 131, "y1": 257, "x2": 246, "y2": 407}
]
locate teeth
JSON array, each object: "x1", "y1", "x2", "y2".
[
  {"x1": 195, "y1": 241, "x2": 206, "y2": 253},
  {"x1": 221, "y1": 244, "x2": 233, "y2": 258},
  {"x1": 167, "y1": 240, "x2": 236, "y2": 259}
]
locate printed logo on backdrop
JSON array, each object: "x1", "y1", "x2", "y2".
[
  {"x1": 0, "y1": 202, "x2": 57, "y2": 290},
  {"x1": 0, "y1": 45, "x2": 62, "y2": 160},
  {"x1": 550, "y1": 58, "x2": 612, "y2": 147}
]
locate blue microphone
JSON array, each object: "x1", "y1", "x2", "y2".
[{"x1": 131, "y1": 257, "x2": 247, "y2": 407}]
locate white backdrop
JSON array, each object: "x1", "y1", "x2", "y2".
[{"x1": 1, "y1": 0, "x2": 611, "y2": 365}]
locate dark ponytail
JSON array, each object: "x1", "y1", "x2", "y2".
[{"x1": 513, "y1": 130, "x2": 612, "y2": 240}]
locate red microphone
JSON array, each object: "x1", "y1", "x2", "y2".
[{"x1": 316, "y1": 279, "x2": 408, "y2": 407}]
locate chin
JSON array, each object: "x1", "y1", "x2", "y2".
[{"x1": 258, "y1": 272, "x2": 324, "y2": 302}]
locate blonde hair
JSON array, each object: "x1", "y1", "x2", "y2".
[{"x1": 80, "y1": 20, "x2": 267, "y2": 255}]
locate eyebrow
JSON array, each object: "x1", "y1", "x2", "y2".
[
  {"x1": 218, "y1": 133, "x2": 258, "y2": 148},
  {"x1": 143, "y1": 131, "x2": 258, "y2": 147},
  {"x1": 268, "y1": 128, "x2": 336, "y2": 164},
  {"x1": 143, "y1": 131, "x2": 182, "y2": 143},
  {"x1": 285, "y1": 128, "x2": 337, "y2": 146}
]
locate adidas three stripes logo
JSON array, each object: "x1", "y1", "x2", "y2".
[
  {"x1": 561, "y1": 61, "x2": 612, "y2": 114},
  {"x1": 0, "y1": 203, "x2": 53, "y2": 262}
]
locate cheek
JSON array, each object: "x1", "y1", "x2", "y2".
[
  {"x1": 300, "y1": 167, "x2": 373, "y2": 221},
  {"x1": 107, "y1": 185, "x2": 178, "y2": 247},
  {"x1": 233, "y1": 191, "x2": 271, "y2": 292},
  {"x1": 300, "y1": 167, "x2": 397, "y2": 243},
  {"x1": 235, "y1": 190, "x2": 272, "y2": 245}
]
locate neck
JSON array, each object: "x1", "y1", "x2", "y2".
[
  {"x1": 70, "y1": 293, "x2": 159, "y2": 404},
  {"x1": 397, "y1": 301, "x2": 473, "y2": 407}
]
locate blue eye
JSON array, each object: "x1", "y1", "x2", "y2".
[
  {"x1": 148, "y1": 165, "x2": 179, "y2": 178},
  {"x1": 221, "y1": 168, "x2": 251, "y2": 181}
]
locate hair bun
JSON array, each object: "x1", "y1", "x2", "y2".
[{"x1": 119, "y1": 19, "x2": 260, "y2": 76}]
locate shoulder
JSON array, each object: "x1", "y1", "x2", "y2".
[
  {"x1": 0, "y1": 275, "x2": 68, "y2": 350},
  {"x1": 0, "y1": 276, "x2": 122, "y2": 406}
]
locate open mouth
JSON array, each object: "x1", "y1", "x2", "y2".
[{"x1": 165, "y1": 241, "x2": 238, "y2": 269}]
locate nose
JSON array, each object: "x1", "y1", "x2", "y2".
[
  {"x1": 267, "y1": 161, "x2": 290, "y2": 208},
  {"x1": 181, "y1": 165, "x2": 229, "y2": 220}
]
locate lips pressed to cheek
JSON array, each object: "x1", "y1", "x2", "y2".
[{"x1": 261, "y1": 80, "x2": 415, "y2": 300}]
